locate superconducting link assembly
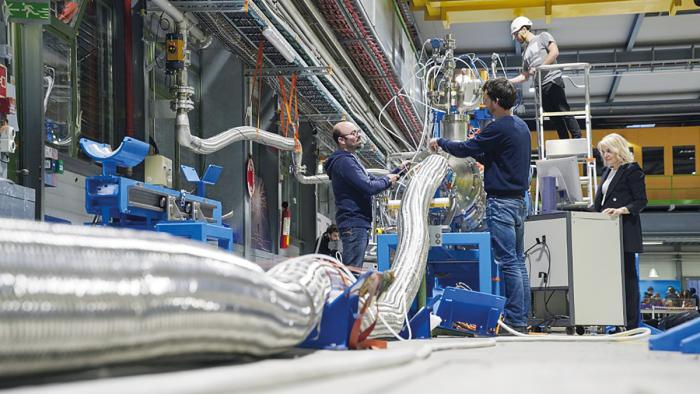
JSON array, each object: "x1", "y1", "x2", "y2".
[
  {"x1": 0, "y1": 220, "x2": 353, "y2": 376},
  {"x1": 369, "y1": 154, "x2": 449, "y2": 337}
]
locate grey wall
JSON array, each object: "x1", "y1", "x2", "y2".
[{"x1": 199, "y1": 41, "x2": 246, "y2": 246}]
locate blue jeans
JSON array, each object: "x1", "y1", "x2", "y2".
[
  {"x1": 340, "y1": 227, "x2": 369, "y2": 268},
  {"x1": 486, "y1": 197, "x2": 530, "y2": 327}
]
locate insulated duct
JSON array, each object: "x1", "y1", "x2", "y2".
[
  {"x1": 0, "y1": 220, "x2": 353, "y2": 376},
  {"x1": 369, "y1": 154, "x2": 449, "y2": 337},
  {"x1": 176, "y1": 113, "x2": 388, "y2": 184}
]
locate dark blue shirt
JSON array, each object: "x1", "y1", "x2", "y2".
[
  {"x1": 438, "y1": 115, "x2": 531, "y2": 196},
  {"x1": 324, "y1": 150, "x2": 394, "y2": 229}
]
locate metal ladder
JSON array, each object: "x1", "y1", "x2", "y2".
[{"x1": 533, "y1": 63, "x2": 597, "y2": 214}]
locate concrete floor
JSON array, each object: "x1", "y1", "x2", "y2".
[{"x1": 4, "y1": 336, "x2": 699, "y2": 394}]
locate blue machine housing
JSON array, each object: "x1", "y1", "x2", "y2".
[
  {"x1": 80, "y1": 137, "x2": 231, "y2": 249},
  {"x1": 85, "y1": 175, "x2": 222, "y2": 229}
]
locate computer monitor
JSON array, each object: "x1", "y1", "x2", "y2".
[{"x1": 536, "y1": 156, "x2": 583, "y2": 204}]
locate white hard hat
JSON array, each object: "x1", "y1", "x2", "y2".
[{"x1": 510, "y1": 16, "x2": 533, "y2": 36}]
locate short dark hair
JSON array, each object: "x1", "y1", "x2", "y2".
[
  {"x1": 326, "y1": 224, "x2": 338, "y2": 234},
  {"x1": 483, "y1": 78, "x2": 516, "y2": 110}
]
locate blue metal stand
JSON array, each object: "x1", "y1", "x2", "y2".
[
  {"x1": 155, "y1": 222, "x2": 234, "y2": 251},
  {"x1": 181, "y1": 164, "x2": 223, "y2": 198},
  {"x1": 80, "y1": 137, "x2": 150, "y2": 177},
  {"x1": 377, "y1": 232, "x2": 497, "y2": 295},
  {"x1": 681, "y1": 332, "x2": 700, "y2": 354},
  {"x1": 299, "y1": 284, "x2": 360, "y2": 350},
  {"x1": 80, "y1": 137, "x2": 231, "y2": 251},
  {"x1": 649, "y1": 317, "x2": 700, "y2": 353}
]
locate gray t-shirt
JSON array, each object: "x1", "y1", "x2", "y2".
[{"x1": 522, "y1": 32, "x2": 562, "y2": 87}]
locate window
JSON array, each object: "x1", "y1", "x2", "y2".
[
  {"x1": 77, "y1": 0, "x2": 114, "y2": 144},
  {"x1": 642, "y1": 147, "x2": 664, "y2": 175},
  {"x1": 43, "y1": 32, "x2": 72, "y2": 148},
  {"x1": 673, "y1": 145, "x2": 695, "y2": 175}
]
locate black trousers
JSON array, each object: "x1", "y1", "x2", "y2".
[
  {"x1": 541, "y1": 81, "x2": 581, "y2": 139},
  {"x1": 624, "y1": 252, "x2": 640, "y2": 329}
]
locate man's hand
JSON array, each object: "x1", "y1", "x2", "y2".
[
  {"x1": 399, "y1": 160, "x2": 411, "y2": 174},
  {"x1": 387, "y1": 173, "x2": 399, "y2": 185},
  {"x1": 428, "y1": 138, "x2": 441, "y2": 153},
  {"x1": 528, "y1": 67, "x2": 537, "y2": 77}
]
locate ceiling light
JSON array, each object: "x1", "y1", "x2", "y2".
[
  {"x1": 642, "y1": 241, "x2": 663, "y2": 245},
  {"x1": 262, "y1": 27, "x2": 296, "y2": 64},
  {"x1": 648, "y1": 268, "x2": 659, "y2": 278}
]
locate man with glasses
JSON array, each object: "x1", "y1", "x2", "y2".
[
  {"x1": 429, "y1": 78, "x2": 532, "y2": 333},
  {"x1": 324, "y1": 121, "x2": 401, "y2": 268}
]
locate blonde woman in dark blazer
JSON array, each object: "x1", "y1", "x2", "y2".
[{"x1": 594, "y1": 133, "x2": 648, "y2": 329}]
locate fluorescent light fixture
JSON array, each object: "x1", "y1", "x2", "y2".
[
  {"x1": 262, "y1": 27, "x2": 296, "y2": 64},
  {"x1": 648, "y1": 268, "x2": 659, "y2": 278},
  {"x1": 625, "y1": 124, "x2": 656, "y2": 128},
  {"x1": 642, "y1": 241, "x2": 663, "y2": 246}
]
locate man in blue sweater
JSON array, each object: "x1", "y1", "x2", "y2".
[
  {"x1": 429, "y1": 78, "x2": 532, "y2": 332},
  {"x1": 324, "y1": 121, "x2": 400, "y2": 268}
]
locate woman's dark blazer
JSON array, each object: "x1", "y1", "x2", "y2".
[{"x1": 594, "y1": 162, "x2": 648, "y2": 253}]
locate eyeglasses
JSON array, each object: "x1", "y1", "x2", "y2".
[{"x1": 340, "y1": 129, "x2": 361, "y2": 138}]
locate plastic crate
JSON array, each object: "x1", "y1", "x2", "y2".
[{"x1": 435, "y1": 286, "x2": 505, "y2": 337}]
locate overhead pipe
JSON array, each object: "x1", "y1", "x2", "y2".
[
  {"x1": 149, "y1": 0, "x2": 209, "y2": 45},
  {"x1": 176, "y1": 112, "x2": 388, "y2": 184},
  {"x1": 0, "y1": 219, "x2": 353, "y2": 376}
]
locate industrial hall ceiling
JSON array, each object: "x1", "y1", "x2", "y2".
[{"x1": 409, "y1": 0, "x2": 700, "y2": 129}]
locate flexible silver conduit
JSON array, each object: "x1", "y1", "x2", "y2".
[
  {"x1": 369, "y1": 154, "x2": 448, "y2": 337},
  {"x1": 176, "y1": 113, "x2": 296, "y2": 154},
  {"x1": 177, "y1": 113, "x2": 388, "y2": 184},
  {"x1": 0, "y1": 220, "x2": 352, "y2": 376}
]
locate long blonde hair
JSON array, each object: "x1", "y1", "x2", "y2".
[{"x1": 597, "y1": 133, "x2": 634, "y2": 167}]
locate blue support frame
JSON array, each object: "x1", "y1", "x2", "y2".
[
  {"x1": 377, "y1": 232, "x2": 497, "y2": 295},
  {"x1": 649, "y1": 317, "x2": 700, "y2": 353},
  {"x1": 155, "y1": 222, "x2": 234, "y2": 251},
  {"x1": 80, "y1": 137, "x2": 231, "y2": 251}
]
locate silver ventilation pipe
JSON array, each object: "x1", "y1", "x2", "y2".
[
  {"x1": 177, "y1": 111, "x2": 389, "y2": 184},
  {"x1": 176, "y1": 113, "x2": 296, "y2": 154},
  {"x1": 369, "y1": 154, "x2": 449, "y2": 337},
  {"x1": 0, "y1": 220, "x2": 352, "y2": 376}
]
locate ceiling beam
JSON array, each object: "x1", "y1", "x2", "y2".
[
  {"x1": 607, "y1": 13, "x2": 645, "y2": 103},
  {"x1": 414, "y1": 0, "x2": 700, "y2": 24},
  {"x1": 468, "y1": 44, "x2": 699, "y2": 75},
  {"x1": 607, "y1": 72, "x2": 623, "y2": 103},
  {"x1": 626, "y1": 13, "x2": 645, "y2": 51}
]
